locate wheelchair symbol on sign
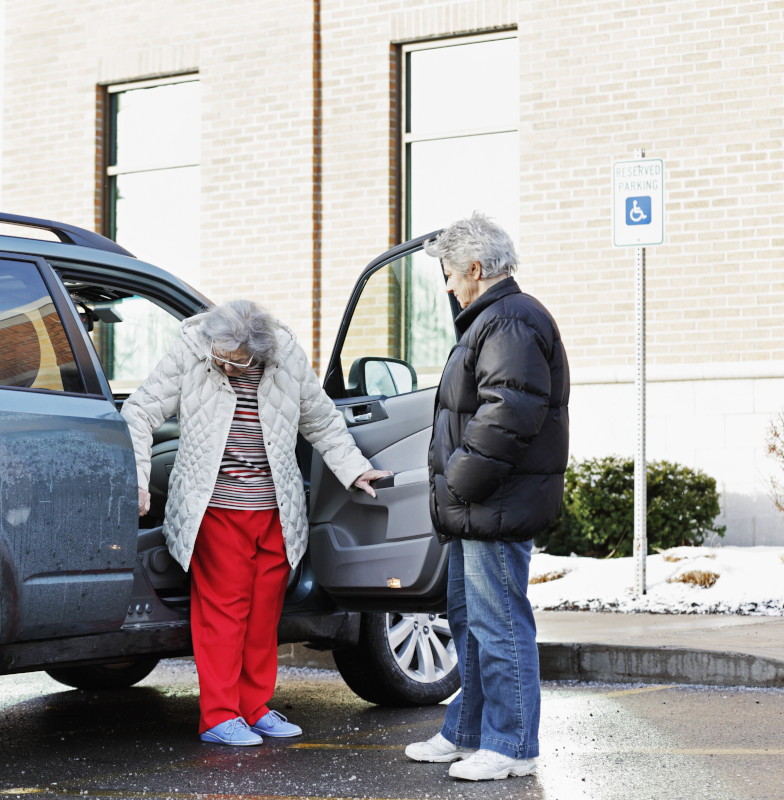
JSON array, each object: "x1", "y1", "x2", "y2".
[
  {"x1": 626, "y1": 196, "x2": 652, "y2": 226},
  {"x1": 629, "y1": 201, "x2": 647, "y2": 222}
]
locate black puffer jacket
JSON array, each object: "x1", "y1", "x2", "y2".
[{"x1": 429, "y1": 277, "x2": 570, "y2": 543}]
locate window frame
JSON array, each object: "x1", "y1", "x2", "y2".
[
  {"x1": 400, "y1": 31, "x2": 519, "y2": 240},
  {"x1": 51, "y1": 260, "x2": 206, "y2": 399},
  {"x1": 0, "y1": 252, "x2": 105, "y2": 398},
  {"x1": 323, "y1": 234, "x2": 461, "y2": 400},
  {"x1": 103, "y1": 73, "x2": 200, "y2": 244}
]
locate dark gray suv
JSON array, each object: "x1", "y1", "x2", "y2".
[{"x1": 0, "y1": 212, "x2": 461, "y2": 706}]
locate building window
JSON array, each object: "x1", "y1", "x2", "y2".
[
  {"x1": 399, "y1": 34, "x2": 518, "y2": 369},
  {"x1": 106, "y1": 76, "x2": 200, "y2": 283},
  {"x1": 402, "y1": 34, "x2": 518, "y2": 239}
]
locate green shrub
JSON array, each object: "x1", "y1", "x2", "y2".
[{"x1": 536, "y1": 455, "x2": 725, "y2": 558}]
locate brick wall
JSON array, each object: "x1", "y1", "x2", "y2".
[
  {"x1": 2, "y1": 0, "x2": 316, "y2": 349},
  {"x1": 516, "y1": 0, "x2": 784, "y2": 372},
  {"x1": 7, "y1": 1, "x2": 780, "y2": 373}
]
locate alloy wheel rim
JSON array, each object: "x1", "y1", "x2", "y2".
[{"x1": 385, "y1": 612, "x2": 457, "y2": 684}]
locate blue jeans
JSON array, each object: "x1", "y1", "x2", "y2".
[{"x1": 441, "y1": 538, "x2": 540, "y2": 759}]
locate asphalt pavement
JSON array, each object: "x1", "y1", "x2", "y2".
[
  {"x1": 4, "y1": 663, "x2": 783, "y2": 800},
  {"x1": 279, "y1": 611, "x2": 784, "y2": 688}
]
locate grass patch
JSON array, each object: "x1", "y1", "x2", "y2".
[
  {"x1": 667, "y1": 570, "x2": 720, "y2": 589},
  {"x1": 530, "y1": 569, "x2": 569, "y2": 585}
]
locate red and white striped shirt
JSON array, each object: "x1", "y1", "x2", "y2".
[{"x1": 208, "y1": 364, "x2": 278, "y2": 510}]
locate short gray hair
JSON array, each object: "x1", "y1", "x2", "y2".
[
  {"x1": 198, "y1": 299, "x2": 277, "y2": 365},
  {"x1": 423, "y1": 211, "x2": 518, "y2": 278}
]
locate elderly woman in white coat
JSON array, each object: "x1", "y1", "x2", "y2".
[{"x1": 122, "y1": 299, "x2": 389, "y2": 746}]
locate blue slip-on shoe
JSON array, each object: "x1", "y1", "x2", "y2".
[
  {"x1": 200, "y1": 717, "x2": 263, "y2": 746},
  {"x1": 250, "y1": 709, "x2": 302, "y2": 738}
]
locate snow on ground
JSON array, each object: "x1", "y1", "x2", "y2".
[{"x1": 528, "y1": 546, "x2": 784, "y2": 615}]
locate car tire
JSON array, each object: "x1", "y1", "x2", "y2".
[
  {"x1": 45, "y1": 658, "x2": 160, "y2": 690},
  {"x1": 333, "y1": 611, "x2": 459, "y2": 707},
  {"x1": 0, "y1": 553, "x2": 19, "y2": 644}
]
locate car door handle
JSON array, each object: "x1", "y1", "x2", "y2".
[
  {"x1": 370, "y1": 468, "x2": 428, "y2": 491},
  {"x1": 342, "y1": 400, "x2": 389, "y2": 426}
]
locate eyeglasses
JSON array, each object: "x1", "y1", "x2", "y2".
[{"x1": 209, "y1": 342, "x2": 255, "y2": 369}]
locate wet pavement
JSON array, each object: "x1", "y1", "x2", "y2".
[{"x1": 1, "y1": 659, "x2": 783, "y2": 800}]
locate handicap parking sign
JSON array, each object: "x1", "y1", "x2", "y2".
[
  {"x1": 626, "y1": 196, "x2": 651, "y2": 226},
  {"x1": 613, "y1": 158, "x2": 664, "y2": 246}
]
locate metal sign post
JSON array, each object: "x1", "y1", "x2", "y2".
[
  {"x1": 612, "y1": 149, "x2": 665, "y2": 596},
  {"x1": 634, "y1": 240, "x2": 647, "y2": 595}
]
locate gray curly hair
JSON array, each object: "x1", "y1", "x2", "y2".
[
  {"x1": 198, "y1": 299, "x2": 277, "y2": 365},
  {"x1": 423, "y1": 211, "x2": 518, "y2": 278}
]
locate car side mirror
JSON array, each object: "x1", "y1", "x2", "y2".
[{"x1": 347, "y1": 357, "x2": 417, "y2": 397}]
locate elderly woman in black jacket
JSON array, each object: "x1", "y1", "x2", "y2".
[{"x1": 405, "y1": 212, "x2": 570, "y2": 782}]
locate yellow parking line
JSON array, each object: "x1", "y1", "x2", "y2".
[
  {"x1": 294, "y1": 741, "x2": 784, "y2": 756},
  {"x1": 291, "y1": 742, "x2": 402, "y2": 751},
  {"x1": 603, "y1": 685, "x2": 676, "y2": 697},
  {"x1": 0, "y1": 791, "x2": 421, "y2": 800},
  {"x1": 539, "y1": 747, "x2": 784, "y2": 757},
  {"x1": 630, "y1": 748, "x2": 784, "y2": 756}
]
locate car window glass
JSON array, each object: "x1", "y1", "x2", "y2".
[
  {"x1": 340, "y1": 250, "x2": 455, "y2": 396},
  {"x1": 84, "y1": 296, "x2": 181, "y2": 397},
  {"x1": 0, "y1": 259, "x2": 85, "y2": 393}
]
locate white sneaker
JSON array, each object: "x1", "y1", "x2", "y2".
[
  {"x1": 448, "y1": 749, "x2": 537, "y2": 780},
  {"x1": 405, "y1": 732, "x2": 476, "y2": 763}
]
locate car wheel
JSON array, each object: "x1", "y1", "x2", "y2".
[
  {"x1": 45, "y1": 658, "x2": 160, "y2": 690},
  {"x1": 333, "y1": 611, "x2": 459, "y2": 707}
]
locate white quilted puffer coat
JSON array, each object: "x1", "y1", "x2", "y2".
[{"x1": 121, "y1": 316, "x2": 372, "y2": 572}]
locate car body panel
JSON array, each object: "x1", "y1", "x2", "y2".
[
  {"x1": 0, "y1": 252, "x2": 139, "y2": 643},
  {"x1": 0, "y1": 392, "x2": 138, "y2": 641}
]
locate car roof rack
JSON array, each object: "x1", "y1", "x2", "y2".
[{"x1": 0, "y1": 212, "x2": 135, "y2": 257}]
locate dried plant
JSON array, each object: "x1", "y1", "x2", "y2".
[
  {"x1": 667, "y1": 570, "x2": 720, "y2": 589},
  {"x1": 662, "y1": 548, "x2": 717, "y2": 564},
  {"x1": 765, "y1": 412, "x2": 784, "y2": 513},
  {"x1": 530, "y1": 569, "x2": 569, "y2": 585}
]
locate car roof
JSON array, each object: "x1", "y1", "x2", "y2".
[{"x1": 0, "y1": 212, "x2": 211, "y2": 312}]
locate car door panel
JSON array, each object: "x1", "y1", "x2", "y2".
[
  {"x1": 337, "y1": 388, "x2": 434, "y2": 458},
  {"x1": 1, "y1": 399, "x2": 138, "y2": 640},
  {"x1": 308, "y1": 238, "x2": 456, "y2": 609},
  {"x1": 307, "y1": 393, "x2": 446, "y2": 605},
  {"x1": 0, "y1": 254, "x2": 138, "y2": 642},
  {"x1": 310, "y1": 418, "x2": 447, "y2": 610}
]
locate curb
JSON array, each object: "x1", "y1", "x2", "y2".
[
  {"x1": 538, "y1": 642, "x2": 784, "y2": 688},
  {"x1": 279, "y1": 642, "x2": 784, "y2": 689}
]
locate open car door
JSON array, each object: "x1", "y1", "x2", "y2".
[{"x1": 308, "y1": 235, "x2": 459, "y2": 611}]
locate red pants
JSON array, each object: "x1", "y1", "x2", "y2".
[{"x1": 190, "y1": 507, "x2": 290, "y2": 733}]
